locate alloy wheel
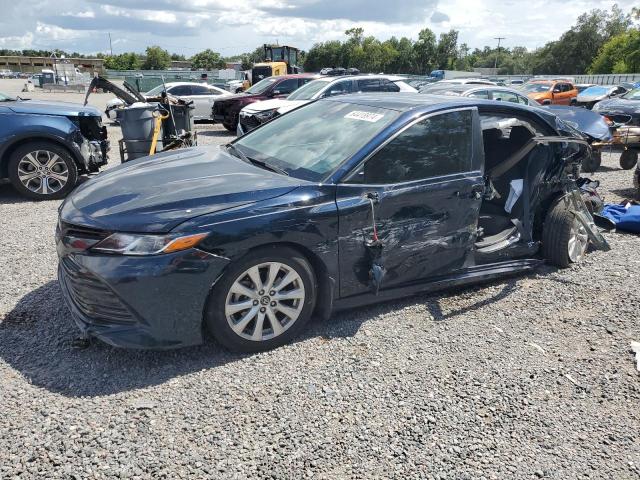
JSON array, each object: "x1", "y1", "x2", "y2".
[
  {"x1": 225, "y1": 262, "x2": 305, "y2": 342},
  {"x1": 17, "y1": 150, "x2": 69, "y2": 195},
  {"x1": 568, "y1": 220, "x2": 588, "y2": 262}
]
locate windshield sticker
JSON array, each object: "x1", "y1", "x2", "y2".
[{"x1": 345, "y1": 111, "x2": 384, "y2": 122}]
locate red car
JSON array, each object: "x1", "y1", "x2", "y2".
[{"x1": 212, "y1": 74, "x2": 318, "y2": 131}]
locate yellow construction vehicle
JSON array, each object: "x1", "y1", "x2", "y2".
[{"x1": 249, "y1": 45, "x2": 301, "y2": 85}]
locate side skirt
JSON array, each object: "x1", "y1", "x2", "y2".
[{"x1": 332, "y1": 259, "x2": 543, "y2": 311}]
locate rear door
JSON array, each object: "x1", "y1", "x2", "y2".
[
  {"x1": 335, "y1": 108, "x2": 484, "y2": 297},
  {"x1": 188, "y1": 84, "x2": 218, "y2": 118}
]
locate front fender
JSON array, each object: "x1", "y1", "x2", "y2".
[{"x1": 0, "y1": 114, "x2": 85, "y2": 175}]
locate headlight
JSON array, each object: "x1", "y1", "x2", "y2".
[
  {"x1": 91, "y1": 232, "x2": 208, "y2": 256},
  {"x1": 255, "y1": 109, "x2": 278, "y2": 121}
]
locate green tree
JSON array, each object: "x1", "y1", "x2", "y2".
[
  {"x1": 103, "y1": 52, "x2": 141, "y2": 70},
  {"x1": 142, "y1": 46, "x2": 171, "y2": 70},
  {"x1": 413, "y1": 28, "x2": 437, "y2": 74},
  {"x1": 435, "y1": 30, "x2": 459, "y2": 69},
  {"x1": 190, "y1": 49, "x2": 225, "y2": 70},
  {"x1": 590, "y1": 29, "x2": 640, "y2": 73}
]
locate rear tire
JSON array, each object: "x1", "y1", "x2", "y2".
[
  {"x1": 205, "y1": 246, "x2": 317, "y2": 352},
  {"x1": 222, "y1": 122, "x2": 235, "y2": 132},
  {"x1": 7, "y1": 141, "x2": 78, "y2": 200},
  {"x1": 619, "y1": 150, "x2": 638, "y2": 170},
  {"x1": 542, "y1": 200, "x2": 588, "y2": 268}
]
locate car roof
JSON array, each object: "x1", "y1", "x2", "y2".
[
  {"x1": 273, "y1": 73, "x2": 319, "y2": 79},
  {"x1": 325, "y1": 92, "x2": 516, "y2": 112}
]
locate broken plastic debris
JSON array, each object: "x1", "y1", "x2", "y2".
[
  {"x1": 631, "y1": 341, "x2": 640, "y2": 372},
  {"x1": 528, "y1": 342, "x2": 546, "y2": 355}
]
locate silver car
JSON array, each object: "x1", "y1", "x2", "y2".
[{"x1": 420, "y1": 84, "x2": 539, "y2": 106}]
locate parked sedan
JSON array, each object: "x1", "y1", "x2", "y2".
[
  {"x1": 592, "y1": 87, "x2": 640, "y2": 125},
  {"x1": 238, "y1": 75, "x2": 416, "y2": 134},
  {"x1": 0, "y1": 92, "x2": 108, "y2": 199},
  {"x1": 212, "y1": 74, "x2": 318, "y2": 131},
  {"x1": 522, "y1": 80, "x2": 578, "y2": 105},
  {"x1": 419, "y1": 84, "x2": 538, "y2": 105},
  {"x1": 105, "y1": 82, "x2": 231, "y2": 121},
  {"x1": 57, "y1": 94, "x2": 607, "y2": 352},
  {"x1": 576, "y1": 85, "x2": 628, "y2": 109}
]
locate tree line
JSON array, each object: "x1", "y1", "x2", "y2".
[
  {"x1": 303, "y1": 5, "x2": 639, "y2": 75},
  {"x1": 1, "y1": 5, "x2": 637, "y2": 74}
]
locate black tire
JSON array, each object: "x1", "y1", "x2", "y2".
[
  {"x1": 7, "y1": 141, "x2": 78, "y2": 200},
  {"x1": 222, "y1": 121, "x2": 235, "y2": 132},
  {"x1": 542, "y1": 200, "x2": 587, "y2": 268},
  {"x1": 582, "y1": 150, "x2": 601, "y2": 173},
  {"x1": 205, "y1": 246, "x2": 317, "y2": 352},
  {"x1": 619, "y1": 150, "x2": 638, "y2": 170}
]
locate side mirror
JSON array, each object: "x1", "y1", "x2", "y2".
[{"x1": 553, "y1": 88, "x2": 561, "y2": 94}]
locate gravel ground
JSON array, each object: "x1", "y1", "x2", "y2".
[{"x1": 0, "y1": 79, "x2": 639, "y2": 479}]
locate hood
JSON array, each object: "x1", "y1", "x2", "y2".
[
  {"x1": 543, "y1": 105, "x2": 613, "y2": 141},
  {"x1": 217, "y1": 92, "x2": 254, "y2": 103},
  {"x1": 243, "y1": 98, "x2": 289, "y2": 113},
  {"x1": 8, "y1": 100, "x2": 101, "y2": 117},
  {"x1": 593, "y1": 98, "x2": 640, "y2": 115},
  {"x1": 60, "y1": 146, "x2": 304, "y2": 233},
  {"x1": 278, "y1": 100, "x2": 311, "y2": 114}
]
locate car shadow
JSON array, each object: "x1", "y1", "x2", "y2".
[
  {"x1": 196, "y1": 129, "x2": 235, "y2": 138},
  {"x1": 0, "y1": 185, "x2": 29, "y2": 204},
  {"x1": 609, "y1": 187, "x2": 638, "y2": 200},
  {"x1": 0, "y1": 274, "x2": 532, "y2": 398}
]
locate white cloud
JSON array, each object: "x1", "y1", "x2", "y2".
[{"x1": 0, "y1": 0, "x2": 638, "y2": 55}]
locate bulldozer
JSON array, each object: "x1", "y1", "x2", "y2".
[{"x1": 249, "y1": 45, "x2": 301, "y2": 85}]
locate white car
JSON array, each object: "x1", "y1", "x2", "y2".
[
  {"x1": 436, "y1": 78, "x2": 497, "y2": 86},
  {"x1": 237, "y1": 75, "x2": 417, "y2": 135},
  {"x1": 105, "y1": 82, "x2": 231, "y2": 121}
]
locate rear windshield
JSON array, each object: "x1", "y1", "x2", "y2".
[{"x1": 233, "y1": 100, "x2": 399, "y2": 181}]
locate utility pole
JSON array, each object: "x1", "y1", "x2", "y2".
[
  {"x1": 493, "y1": 36, "x2": 505, "y2": 70},
  {"x1": 108, "y1": 33, "x2": 113, "y2": 56}
]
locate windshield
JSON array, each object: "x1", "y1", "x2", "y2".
[
  {"x1": 144, "y1": 84, "x2": 168, "y2": 96},
  {"x1": 522, "y1": 83, "x2": 552, "y2": 93},
  {"x1": 287, "y1": 79, "x2": 332, "y2": 100},
  {"x1": 581, "y1": 86, "x2": 609, "y2": 96},
  {"x1": 0, "y1": 91, "x2": 15, "y2": 101},
  {"x1": 246, "y1": 77, "x2": 278, "y2": 94},
  {"x1": 622, "y1": 88, "x2": 640, "y2": 100},
  {"x1": 233, "y1": 100, "x2": 399, "y2": 181}
]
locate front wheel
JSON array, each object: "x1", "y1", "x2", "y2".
[
  {"x1": 205, "y1": 246, "x2": 317, "y2": 352},
  {"x1": 8, "y1": 141, "x2": 78, "y2": 200},
  {"x1": 542, "y1": 201, "x2": 588, "y2": 268},
  {"x1": 620, "y1": 150, "x2": 638, "y2": 170}
]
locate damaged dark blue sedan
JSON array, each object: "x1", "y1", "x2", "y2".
[{"x1": 57, "y1": 94, "x2": 608, "y2": 352}]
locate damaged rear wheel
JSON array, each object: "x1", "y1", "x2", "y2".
[{"x1": 542, "y1": 201, "x2": 588, "y2": 268}]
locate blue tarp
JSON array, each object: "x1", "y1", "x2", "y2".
[{"x1": 602, "y1": 203, "x2": 640, "y2": 233}]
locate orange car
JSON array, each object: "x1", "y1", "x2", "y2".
[{"x1": 521, "y1": 80, "x2": 578, "y2": 105}]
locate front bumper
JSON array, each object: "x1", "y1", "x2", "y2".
[{"x1": 57, "y1": 247, "x2": 230, "y2": 349}]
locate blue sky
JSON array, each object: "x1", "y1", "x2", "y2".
[{"x1": 0, "y1": 0, "x2": 636, "y2": 56}]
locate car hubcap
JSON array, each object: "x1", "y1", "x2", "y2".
[
  {"x1": 568, "y1": 220, "x2": 588, "y2": 262},
  {"x1": 17, "y1": 150, "x2": 68, "y2": 195},
  {"x1": 225, "y1": 262, "x2": 305, "y2": 342}
]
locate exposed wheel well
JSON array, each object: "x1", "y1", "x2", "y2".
[{"x1": 0, "y1": 137, "x2": 81, "y2": 178}]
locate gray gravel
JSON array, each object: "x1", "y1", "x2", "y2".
[{"x1": 1, "y1": 79, "x2": 639, "y2": 479}]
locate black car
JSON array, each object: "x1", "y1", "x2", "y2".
[
  {"x1": 592, "y1": 88, "x2": 640, "y2": 169},
  {"x1": 0, "y1": 91, "x2": 108, "y2": 199},
  {"x1": 57, "y1": 94, "x2": 608, "y2": 352}
]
